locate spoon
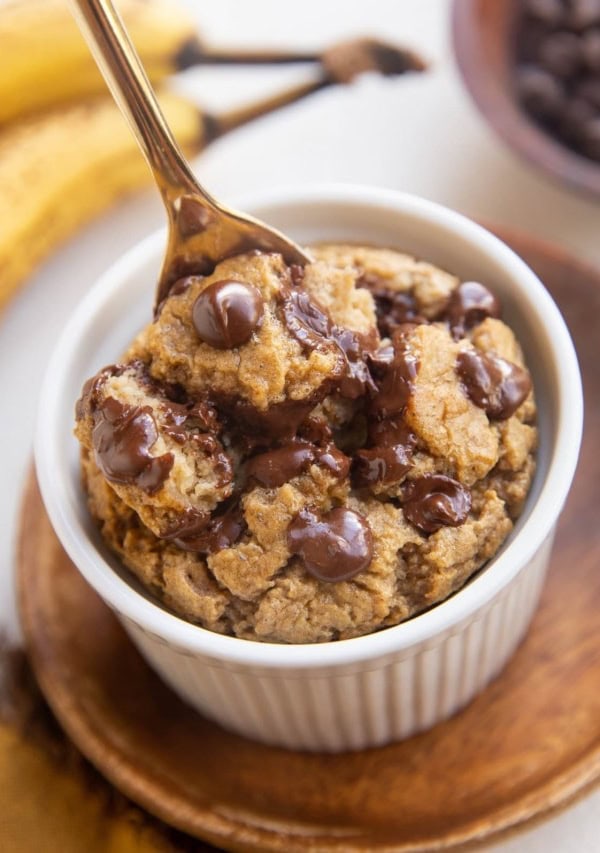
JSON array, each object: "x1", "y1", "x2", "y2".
[{"x1": 68, "y1": 0, "x2": 311, "y2": 311}]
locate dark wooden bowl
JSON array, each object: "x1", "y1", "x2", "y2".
[{"x1": 452, "y1": 0, "x2": 600, "y2": 200}]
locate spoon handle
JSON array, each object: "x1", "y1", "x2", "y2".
[{"x1": 68, "y1": 0, "x2": 210, "y2": 206}]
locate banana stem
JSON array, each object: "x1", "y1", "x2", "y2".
[
  {"x1": 177, "y1": 41, "x2": 321, "y2": 69},
  {"x1": 205, "y1": 77, "x2": 331, "y2": 140}
]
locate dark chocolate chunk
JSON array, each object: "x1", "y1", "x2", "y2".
[
  {"x1": 353, "y1": 417, "x2": 417, "y2": 488},
  {"x1": 161, "y1": 398, "x2": 220, "y2": 443},
  {"x1": 370, "y1": 328, "x2": 419, "y2": 418},
  {"x1": 178, "y1": 196, "x2": 213, "y2": 237},
  {"x1": 357, "y1": 272, "x2": 426, "y2": 337},
  {"x1": 92, "y1": 397, "x2": 173, "y2": 494},
  {"x1": 332, "y1": 326, "x2": 378, "y2": 398},
  {"x1": 457, "y1": 349, "x2": 532, "y2": 420},
  {"x1": 402, "y1": 474, "x2": 471, "y2": 533},
  {"x1": 287, "y1": 507, "x2": 373, "y2": 582},
  {"x1": 353, "y1": 444, "x2": 413, "y2": 488},
  {"x1": 444, "y1": 281, "x2": 502, "y2": 339},
  {"x1": 246, "y1": 441, "x2": 350, "y2": 488},
  {"x1": 280, "y1": 287, "x2": 332, "y2": 350},
  {"x1": 165, "y1": 503, "x2": 246, "y2": 554},
  {"x1": 221, "y1": 394, "x2": 325, "y2": 443},
  {"x1": 246, "y1": 443, "x2": 316, "y2": 487},
  {"x1": 581, "y1": 29, "x2": 600, "y2": 70},
  {"x1": 192, "y1": 280, "x2": 264, "y2": 349},
  {"x1": 161, "y1": 508, "x2": 211, "y2": 540},
  {"x1": 516, "y1": 65, "x2": 566, "y2": 119},
  {"x1": 537, "y1": 31, "x2": 583, "y2": 77},
  {"x1": 567, "y1": 0, "x2": 600, "y2": 30},
  {"x1": 524, "y1": 0, "x2": 565, "y2": 26}
]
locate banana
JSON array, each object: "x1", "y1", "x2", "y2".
[
  {"x1": 0, "y1": 0, "x2": 202, "y2": 125},
  {"x1": 0, "y1": 92, "x2": 205, "y2": 312}
]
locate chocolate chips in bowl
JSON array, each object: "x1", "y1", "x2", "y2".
[
  {"x1": 515, "y1": 0, "x2": 600, "y2": 163},
  {"x1": 453, "y1": 0, "x2": 600, "y2": 197}
]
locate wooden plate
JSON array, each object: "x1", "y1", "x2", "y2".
[{"x1": 17, "y1": 229, "x2": 600, "y2": 852}]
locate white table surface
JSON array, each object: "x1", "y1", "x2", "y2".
[{"x1": 1, "y1": 1, "x2": 598, "y2": 850}]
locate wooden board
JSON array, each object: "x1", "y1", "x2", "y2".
[{"x1": 17, "y1": 229, "x2": 600, "y2": 852}]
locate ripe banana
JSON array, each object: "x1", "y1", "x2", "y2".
[
  {"x1": 0, "y1": 0, "x2": 202, "y2": 125},
  {"x1": 0, "y1": 92, "x2": 205, "y2": 312}
]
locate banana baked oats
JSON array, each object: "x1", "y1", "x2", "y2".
[{"x1": 75, "y1": 244, "x2": 536, "y2": 643}]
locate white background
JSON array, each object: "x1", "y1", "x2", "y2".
[{"x1": 1, "y1": 1, "x2": 598, "y2": 850}]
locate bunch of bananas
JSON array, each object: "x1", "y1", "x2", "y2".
[
  {"x1": 0, "y1": 0, "x2": 425, "y2": 312},
  {"x1": 0, "y1": 0, "x2": 210, "y2": 311}
]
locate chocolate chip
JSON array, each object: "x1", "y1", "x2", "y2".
[
  {"x1": 246, "y1": 441, "x2": 350, "y2": 488},
  {"x1": 567, "y1": 0, "x2": 600, "y2": 30},
  {"x1": 161, "y1": 398, "x2": 220, "y2": 443},
  {"x1": 559, "y1": 97, "x2": 596, "y2": 140},
  {"x1": 402, "y1": 474, "x2": 471, "y2": 533},
  {"x1": 246, "y1": 443, "x2": 316, "y2": 487},
  {"x1": 444, "y1": 281, "x2": 502, "y2": 339},
  {"x1": 92, "y1": 397, "x2": 173, "y2": 494},
  {"x1": 576, "y1": 75, "x2": 600, "y2": 108},
  {"x1": 280, "y1": 287, "x2": 332, "y2": 350},
  {"x1": 516, "y1": 65, "x2": 566, "y2": 119},
  {"x1": 353, "y1": 444, "x2": 413, "y2": 488},
  {"x1": 164, "y1": 503, "x2": 245, "y2": 554},
  {"x1": 524, "y1": 0, "x2": 565, "y2": 26},
  {"x1": 580, "y1": 116, "x2": 600, "y2": 158},
  {"x1": 357, "y1": 272, "x2": 425, "y2": 337},
  {"x1": 353, "y1": 417, "x2": 417, "y2": 488},
  {"x1": 178, "y1": 196, "x2": 213, "y2": 237},
  {"x1": 332, "y1": 326, "x2": 378, "y2": 399},
  {"x1": 457, "y1": 349, "x2": 532, "y2": 420},
  {"x1": 581, "y1": 29, "x2": 600, "y2": 69},
  {"x1": 287, "y1": 507, "x2": 373, "y2": 582},
  {"x1": 192, "y1": 280, "x2": 264, "y2": 349},
  {"x1": 537, "y1": 31, "x2": 583, "y2": 77},
  {"x1": 369, "y1": 328, "x2": 419, "y2": 418}
]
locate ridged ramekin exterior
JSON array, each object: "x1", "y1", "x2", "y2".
[{"x1": 120, "y1": 532, "x2": 552, "y2": 752}]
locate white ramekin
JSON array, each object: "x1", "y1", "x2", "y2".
[{"x1": 34, "y1": 185, "x2": 583, "y2": 752}]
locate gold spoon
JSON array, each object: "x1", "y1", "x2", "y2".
[{"x1": 68, "y1": 0, "x2": 311, "y2": 311}]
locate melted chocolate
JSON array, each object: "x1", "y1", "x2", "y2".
[
  {"x1": 246, "y1": 441, "x2": 349, "y2": 488},
  {"x1": 331, "y1": 326, "x2": 378, "y2": 398},
  {"x1": 287, "y1": 506, "x2": 373, "y2": 582},
  {"x1": 280, "y1": 287, "x2": 332, "y2": 350},
  {"x1": 457, "y1": 350, "x2": 532, "y2": 420},
  {"x1": 444, "y1": 281, "x2": 502, "y2": 339},
  {"x1": 163, "y1": 503, "x2": 245, "y2": 554},
  {"x1": 353, "y1": 444, "x2": 413, "y2": 487},
  {"x1": 192, "y1": 280, "x2": 264, "y2": 349},
  {"x1": 402, "y1": 474, "x2": 471, "y2": 533},
  {"x1": 178, "y1": 196, "x2": 213, "y2": 237},
  {"x1": 161, "y1": 398, "x2": 220, "y2": 443},
  {"x1": 280, "y1": 283, "x2": 379, "y2": 401},
  {"x1": 161, "y1": 508, "x2": 210, "y2": 540},
  {"x1": 358, "y1": 272, "x2": 426, "y2": 337},
  {"x1": 222, "y1": 395, "x2": 325, "y2": 444},
  {"x1": 353, "y1": 418, "x2": 417, "y2": 487},
  {"x1": 92, "y1": 397, "x2": 173, "y2": 494},
  {"x1": 246, "y1": 443, "x2": 316, "y2": 487},
  {"x1": 289, "y1": 264, "x2": 306, "y2": 287},
  {"x1": 370, "y1": 329, "x2": 419, "y2": 417},
  {"x1": 297, "y1": 416, "x2": 333, "y2": 445}
]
